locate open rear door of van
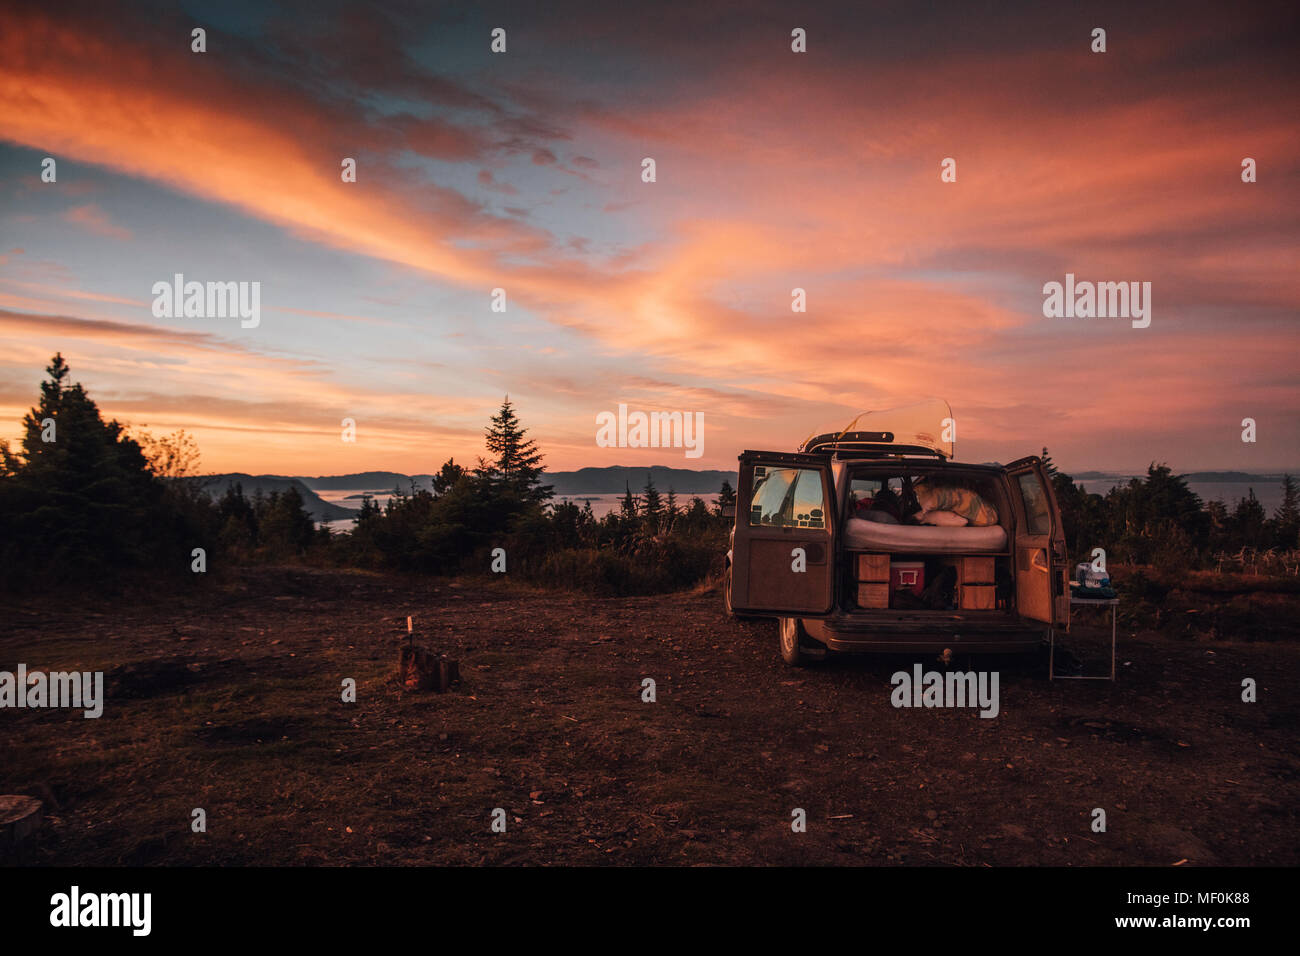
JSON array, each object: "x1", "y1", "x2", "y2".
[
  {"x1": 730, "y1": 451, "x2": 837, "y2": 616},
  {"x1": 1006, "y1": 456, "x2": 1070, "y2": 629}
]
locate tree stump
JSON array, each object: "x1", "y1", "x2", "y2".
[
  {"x1": 398, "y1": 646, "x2": 460, "y2": 692},
  {"x1": 399, "y1": 645, "x2": 439, "y2": 691},
  {"x1": 0, "y1": 795, "x2": 43, "y2": 851}
]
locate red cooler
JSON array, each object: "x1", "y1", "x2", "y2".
[{"x1": 891, "y1": 561, "x2": 925, "y2": 596}]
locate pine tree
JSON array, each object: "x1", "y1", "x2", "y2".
[
  {"x1": 620, "y1": 482, "x2": 638, "y2": 519},
  {"x1": 1279, "y1": 475, "x2": 1300, "y2": 523},
  {"x1": 1040, "y1": 446, "x2": 1059, "y2": 478},
  {"x1": 686, "y1": 496, "x2": 710, "y2": 530},
  {"x1": 431, "y1": 458, "x2": 465, "y2": 496},
  {"x1": 715, "y1": 478, "x2": 737, "y2": 516},
  {"x1": 642, "y1": 474, "x2": 663, "y2": 532},
  {"x1": 1231, "y1": 489, "x2": 1267, "y2": 549},
  {"x1": 5, "y1": 353, "x2": 151, "y2": 489},
  {"x1": 1275, "y1": 475, "x2": 1299, "y2": 549},
  {"x1": 477, "y1": 397, "x2": 552, "y2": 503},
  {"x1": 257, "y1": 485, "x2": 316, "y2": 556},
  {"x1": 0, "y1": 354, "x2": 162, "y2": 582}
]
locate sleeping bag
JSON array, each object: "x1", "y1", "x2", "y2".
[{"x1": 913, "y1": 480, "x2": 999, "y2": 527}]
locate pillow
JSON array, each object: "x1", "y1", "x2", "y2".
[{"x1": 920, "y1": 509, "x2": 969, "y2": 527}]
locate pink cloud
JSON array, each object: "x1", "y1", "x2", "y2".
[
  {"x1": 1, "y1": 5, "x2": 1295, "y2": 473},
  {"x1": 61, "y1": 204, "x2": 131, "y2": 240}
]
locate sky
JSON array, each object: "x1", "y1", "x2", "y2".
[{"x1": 1, "y1": 0, "x2": 1297, "y2": 476}]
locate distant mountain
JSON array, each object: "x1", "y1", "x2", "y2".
[
  {"x1": 296, "y1": 466, "x2": 737, "y2": 496},
  {"x1": 298, "y1": 472, "x2": 433, "y2": 492},
  {"x1": 200, "y1": 467, "x2": 1290, "y2": 524},
  {"x1": 543, "y1": 466, "x2": 737, "y2": 495},
  {"x1": 196, "y1": 474, "x2": 355, "y2": 523},
  {"x1": 195, "y1": 467, "x2": 737, "y2": 523}
]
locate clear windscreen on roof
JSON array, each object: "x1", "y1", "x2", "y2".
[{"x1": 804, "y1": 399, "x2": 954, "y2": 458}]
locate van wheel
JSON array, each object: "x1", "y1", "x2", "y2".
[{"x1": 779, "y1": 617, "x2": 809, "y2": 666}]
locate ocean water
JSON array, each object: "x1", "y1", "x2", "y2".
[
  {"x1": 315, "y1": 489, "x2": 714, "y2": 518},
  {"x1": 316, "y1": 481, "x2": 1290, "y2": 520},
  {"x1": 549, "y1": 493, "x2": 720, "y2": 518}
]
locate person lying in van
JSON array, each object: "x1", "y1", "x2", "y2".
[
  {"x1": 859, "y1": 485, "x2": 906, "y2": 524},
  {"x1": 912, "y1": 478, "x2": 999, "y2": 527}
]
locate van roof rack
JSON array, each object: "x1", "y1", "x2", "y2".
[{"x1": 800, "y1": 430, "x2": 949, "y2": 459}]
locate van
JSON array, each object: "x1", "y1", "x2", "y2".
[{"x1": 724, "y1": 401, "x2": 1069, "y2": 664}]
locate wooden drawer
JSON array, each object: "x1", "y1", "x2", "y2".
[
  {"x1": 959, "y1": 584, "x2": 996, "y2": 610},
  {"x1": 960, "y1": 556, "x2": 996, "y2": 585},
  {"x1": 857, "y1": 582, "x2": 890, "y2": 609},
  {"x1": 857, "y1": 553, "x2": 890, "y2": 582}
]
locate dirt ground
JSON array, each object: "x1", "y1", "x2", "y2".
[{"x1": 2, "y1": 566, "x2": 1297, "y2": 866}]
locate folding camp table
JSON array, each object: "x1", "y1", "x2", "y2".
[{"x1": 1049, "y1": 594, "x2": 1119, "y2": 680}]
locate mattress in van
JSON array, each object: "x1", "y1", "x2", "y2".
[{"x1": 844, "y1": 517, "x2": 1008, "y2": 553}]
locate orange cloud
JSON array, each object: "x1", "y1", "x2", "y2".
[
  {"x1": 1, "y1": 5, "x2": 1296, "y2": 473},
  {"x1": 61, "y1": 203, "x2": 131, "y2": 240}
]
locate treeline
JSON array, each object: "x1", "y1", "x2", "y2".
[
  {"x1": 337, "y1": 463, "x2": 733, "y2": 594},
  {"x1": 2, "y1": 355, "x2": 1295, "y2": 595},
  {"x1": 1, "y1": 355, "x2": 199, "y2": 589},
  {"x1": 0, "y1": 355, "x2": 733, "y2": 593},
  {"x1": 1043, "y1": 450, "x2": 1300, "y2": 571}
]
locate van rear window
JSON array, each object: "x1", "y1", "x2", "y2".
[
  {"x1": 749, "y1": 466, "x2": 826, "y2": 529},
  {"x1": 1016, "y1": 473, "x2": 1052, "y2": 535}
]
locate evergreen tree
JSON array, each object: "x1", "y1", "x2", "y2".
[
  {"x1": 620, "y1": 482, "x2": 638, "y2": 520},
  {"x1": 218, "y1": 482, "x2": 257, "y2": 552},
  {"x1": 0, "y1": 354, "x2": 172, "y2": 585},
  {"x1": 1274, "y1": 475, "x2": 1300, "y2": 550},
  {"x1": 354, "y1": 493, "x2": 381, "y2": 523},
  {"x1": 476, "y1": 397, "x2": 552, "y2": 503},
  {"x1": 1278, "y1": 475, "x2": 1300, "y2": 523},
  {"x1": 1049, "y1": 466, "x2": 1107, "y2": 564},
  {"x1": 642, "y1": 474, "x2": 663, "y2": 532},
  {"x1": 1231, "y1": 489, "x2": 1267, "y2": 550},
  {"x1": 714, "y1": 478, "x2": 737, "y2": 517},
  {"x1": 1206, "y1": 498, "x2": 1231, "y2": 553},
  {"x1": 431, "y1": 458, "x2": 466, "y2": 496},
  {"x1": 1040, "y1": 446, "x2": 1059, "y2": 478},
  {"x1": 257, "y1": 485, "x2": 316, "y2": 556}
]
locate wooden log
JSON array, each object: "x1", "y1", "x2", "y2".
[
  {"x1": 398, "y1": 645, "x2": 439, "y2": 691},
  {"x1": 0, "y1": 795, "x2": 43, "y2": 850}
]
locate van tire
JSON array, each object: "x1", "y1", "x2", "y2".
[{"x1": 779, "y1": 617, "x2": 810, "y2": 666}]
